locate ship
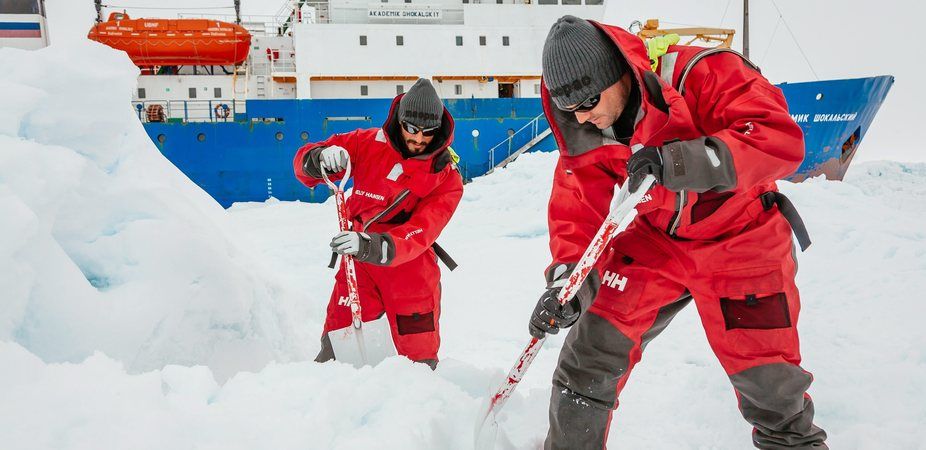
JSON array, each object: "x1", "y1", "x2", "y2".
[
  {"x1": 1, "y1": 0, "x2": 49, "y2": 50},
  {"x1": 81, "y1": 0, "x2": 892, "y2": 207}
]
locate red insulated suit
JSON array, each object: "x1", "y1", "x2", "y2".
[
  {"x1": 293, "y1": 95, "x2": 463, "y2": 363},
  {"x1": 541, "y1": 23, "x2": 827, "y2": 449}
]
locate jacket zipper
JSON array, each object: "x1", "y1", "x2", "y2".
[
  {"x1": 666, "y1": 190, "x2": 686, "y2": 236},
  {"x1": 362, "y1": 189, "x2": 411, "y2": 232}
]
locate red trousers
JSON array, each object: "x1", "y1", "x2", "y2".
[
  {"x1": 547, "y1": 206, "x2": 827, "y2": 448},
  {"x1": 322, "y1": 249, "x2": 442, "y2": 362}
]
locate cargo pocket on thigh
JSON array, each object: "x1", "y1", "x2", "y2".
[
  {"x1": 396, "y1": 311, "x2": 436, "y2": 335},
  {"x1": 714, "y1": 265, "x2": 791, "y2": 330}
]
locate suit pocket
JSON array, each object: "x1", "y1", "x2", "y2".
[
  {"x1": 713, "y1": 265, "x2": 791, "y2": 330},
  {"x1": 396, "y1": 311, "x2": 436, "y2": 335}
]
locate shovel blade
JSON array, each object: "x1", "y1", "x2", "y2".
[
  {"x1": 474, "y1": 398, "x2": 500, "y2": 450},
  {"x1": 327, "y1": 314, "x2": 396, "y2": 368}
]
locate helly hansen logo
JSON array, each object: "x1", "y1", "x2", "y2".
[
  {"x1": 354, "y1": 189, "x2": 385, "y2": 201},
  {"x1": 337, "y1": 296, "x2": 350, "y2": 306},
  {"x1": 602, "y1": 271, "x2": 628, "y2": 291},
  {"x1": 640, "y1": 193, "x2": 652, "y2": 203},
  {"x1": 548, "y1": 75, "x2": 592, "y2": 98}
]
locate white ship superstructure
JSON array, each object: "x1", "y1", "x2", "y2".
[{"x1": 131, "y1": 0, "x2": 605, "y2": 119}]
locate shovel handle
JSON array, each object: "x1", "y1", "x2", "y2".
[{"x1": 475, "y1": 175, "x2": 655, "y2": 446}]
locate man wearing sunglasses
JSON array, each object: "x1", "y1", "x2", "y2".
[
  {"x1": 531, "y1": 16, "x2": 827, "y2": 449},
  {"x1": 293, "y1": 78, "x2": 463, "y2": 369}
]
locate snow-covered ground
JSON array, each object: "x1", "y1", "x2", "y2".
[{"x1": 2, "y1": 42, "x2": 925, "y2": 450}]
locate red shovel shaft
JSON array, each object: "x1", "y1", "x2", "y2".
[{"x1": 322, "y1": 161, "x2": 362, "y2": 329}]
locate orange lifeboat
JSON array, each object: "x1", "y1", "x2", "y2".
[{"x1": 87, "y1": 12, "x2": 251, "y2": 67}]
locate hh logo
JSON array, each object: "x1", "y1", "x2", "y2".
[
  {"x1": 337, "y1": 295, "x2": 350, "y2": 306},
  {"x1": 602, "y1": 270, "x2": 628, "y2": 291}
]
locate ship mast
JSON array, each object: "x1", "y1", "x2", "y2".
[{"x1": 743, "y1": 0, "x2": 750, "y2": 58}]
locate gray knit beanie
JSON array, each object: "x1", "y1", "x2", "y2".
[
  {"x1": 398, "y1": 78, "x2": 443, "y2": 129},
  {"x1": 542, "y1": 15, "x2": 625, "y2": 110}
]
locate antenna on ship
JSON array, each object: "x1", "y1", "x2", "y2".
[
  {"x1": 94, "y1": 0, "x2": 103, "y2": 23},
  {"x1": 743, "y1": 0, "x2": 749, "y2": 58},
  {"x1": 234, "y1": 0, "x2": 241, "y2": 24}
]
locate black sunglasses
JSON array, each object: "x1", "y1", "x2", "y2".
[
  {"x1": 559, "y1": 93, "x2": 602, "y2": 113},
  {"x1": 401, "y1": 121, "x2": 440, "y2": 136}
]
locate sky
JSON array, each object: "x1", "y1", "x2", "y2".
[{"x1": 42, "y1": 0, "x2": 923, "y2": 162}]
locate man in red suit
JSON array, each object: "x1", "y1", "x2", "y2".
[
  {"x1": 294, "y1": 79, "x2": 463, "y2": 369},
  {"x1": 530, "y1": 16, "x2": 827, "y2": 448}
]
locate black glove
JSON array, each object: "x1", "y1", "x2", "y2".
[
  {"x1": 529, "y1": 286, "x2": 582, "y2": 339},
  {"x1": 626, "y1": 146, "x2": 664, "y2": 193},
  {"x1": 627, "y1": 139, "x2": 737, "y2": 193}
]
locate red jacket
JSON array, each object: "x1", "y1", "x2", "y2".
[
  {"x1": 293, "y1": 95, "x2": 463, "y2": 267},
  {"x1": 543, "y1": 22, "x2": 804, "y2": 270}
]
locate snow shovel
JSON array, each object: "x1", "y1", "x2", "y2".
[
  {"x1": 321, "y1": 158, "x2": 397, "y2": 368},
  {"x1": 473, "y1": 175, "x2": 656, "y2": 450}
]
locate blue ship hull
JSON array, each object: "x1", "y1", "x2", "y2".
[{"x1": 143, "y1": 75, "x2": 893, "y2": 208}]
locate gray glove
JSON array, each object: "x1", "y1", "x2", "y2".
[
  {"x1": 318, "y1": 145, "x2": 349, "y2": 173},
  {"x1": 627, "y1": 137, "x2": 737, "y2": 193},
  {"x1": 330, "y1": 231, "x2": 395, "y2": 266}
]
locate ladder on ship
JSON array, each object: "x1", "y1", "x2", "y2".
[{"x1": 485, "y1": 114, "x2": 552, "y2": 175}]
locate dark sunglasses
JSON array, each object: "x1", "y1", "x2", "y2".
[
  {"x1": 401, "y1": 121, "x2": 440, "y2": 136},
  {"x1": 559, "y1": 93, "x2": 602, "y2": 113}
]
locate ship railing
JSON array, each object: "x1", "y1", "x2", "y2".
[
  {"x1": 486, "y1": 113, "x2": 550, "y2": 174},
  {"x1": 249, "y1": 57, "x2": 297, "y2": 76},
  {"x1": 132, "y1": 100, "x2": 247, "y2": 123}
]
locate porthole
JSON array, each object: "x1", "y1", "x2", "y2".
[
  {"x1": 197, "y1": 133, "x2": 206, "y2": 142},
  {"x1": 300, "y1": 131, "x2": 309, "y2": 141},
  {"x1": 815, "y1": 93, "x2": 823, "y2": 101},
  {"x1": 507, "y1": 128, "x2": 515, "y2": 137},
  {"x1": 275, "y1": 131, "x2": 284, "y2": 141},
  {"x1": 157, "y1": 134, "x2": 166, "y2": 144}
]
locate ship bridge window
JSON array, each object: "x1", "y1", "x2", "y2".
[
  {"x1": 563, "y1": 0, "x2": 581, "y2": 4},
  {"x1": 396, "y1": 35, "x2": 404, "y2": 46},
  {"x1": 188, "y1": 87, "x2": 197, "y2": 99},
  {"x1": 361, "y1": 85, "x2": 369, "y2": 96},
  {"x1": 404, "y1": 0, "x2": 411, "y2": 3},
  {"x1": 214, "y1": 88, "x2": 222, "y2": 98},
  {"x1": 397, "y1": 85, "x2": 404, "y2": 95},
  {"x1": 585, "y1": 0, "x2": 604, "y2": 4},
  {"x1": 455, "y1": 84, "x2": 463, "y2": 95},
  {"x1": 538, "y1": 0, "x2": 557, "y2": 4},
  {"x1": 502, "y1": 36, "x2": 510, "y2": 46},
  {"x1": 360, "y1": 35, "x2": 367, "y2": 46},
  {"x1": 479, "y1": 36, "x2": 486, "y2": 46},
  {"x1": 456, "y1": 36, "x2": 463, "y2": 46},
  {"x1": 138, "y1": 88, "x2": 146, "y2": 99},
  {"x1": 3, "y1": 0, "x2": 43, "y2": 14}
]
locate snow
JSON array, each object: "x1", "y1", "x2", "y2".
[{"x1": 2, "y1": 41, "x2": 925, "y2": 450}]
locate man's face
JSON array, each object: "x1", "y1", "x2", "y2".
[
  {"x1": 400, "y1": 122, "x2": 436, "y2": 154},
  {"x1": 570, "y1": 73, "x2": 633, "y2": 130}
]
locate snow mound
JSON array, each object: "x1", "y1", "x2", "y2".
[{"x1": 0, "y1": 42, "x2": 307, "y2": 381}]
